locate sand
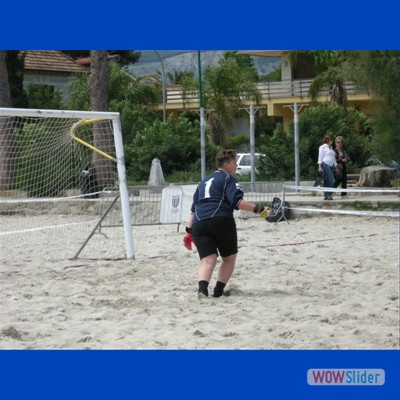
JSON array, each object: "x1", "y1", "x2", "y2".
[{"x1": 0, "y1": 214, "x2": 398, "y2": 349}]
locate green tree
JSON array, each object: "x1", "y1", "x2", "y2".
[
  {"x1": 15, "y1": 122, "x2": 78, "y2": 196},
  {"x1": 26, "y1": 84, "x2": 62, "y2": 109},
  {"x1": 259, "y1": 104, "x2": 373, "y2": 181},
  {"x1": 342, "y1": 51, "x2": 399, "y2": 162},
  {"x1": 66, "y1": 59, "x2": 165, "y2": 183},
  {"x1": 153, "y1": 51, "x2": 263, "y2": 148},
  {"x1": 67, "y1": 62, "x2": 159, "y2": 111},
  {"x1": 166, "y1": 70, "x2": 196, "y2": 84},
  {"x1": 291, "y1": 50, "x2": 349, "y2": 106},
  {"x1": 66, "y1": 72, "x2": 90, "y2": 110},
  {"x1": 126, "y1": 114, "x2": 218, "y2": 182},
  {"x1": 111, "y1": 101, "x2": 159, "y2": 153},
  {"x1": 291, "y1": 50, "x2": 399, "y2": 162},
  {"x1": 202, "y1": 51, "x2": 261, "y2": 146}
]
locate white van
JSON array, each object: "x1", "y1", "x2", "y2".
[{"x1": 235, "y1": 153, "x2": 265, "y2": 176}]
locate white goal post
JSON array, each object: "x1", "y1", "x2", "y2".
[{"x1": 0, "y1": 107, "x2": 135, "y2": 261}]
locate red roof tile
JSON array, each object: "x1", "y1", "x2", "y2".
[{"x1": 22, "y1": 50, "x2": 89, "y2": 73}]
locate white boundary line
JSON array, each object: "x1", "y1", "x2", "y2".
[
  {"x1": 0, "y1": 219, "x2": 99, "y2": 236},
  {"x1": 284, "y1": 185, "x2": 400, "y2": 194},
  {"x1": 288, "y1": 206, "x2": 399, "y2": 218}
]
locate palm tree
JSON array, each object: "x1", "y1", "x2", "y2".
[
  {"x1": 290, "y1": 50, "x2": 348, "y2": 106},
  {"x1": 163, "y1": 51, "x2": 261, "y2": 146},
  {"x1": 202, "y1": 51, "x2": 261, "y2": 146},
  {"x1": 166, "y1": 70, "x2": 196, "y2": 85},
  {"x1": 164, "y1": 70, "x2": 197, "y2": 111},
  {"x1": 67, "y1": 62, "x2": 159, "y2": 110}
]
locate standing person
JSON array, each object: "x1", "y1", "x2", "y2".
[
  {"x1": 334, "y1": 135, "x2": 350, "y2": 196},
  {"x1": 183, "y1": 149, "x2": 271, "y2": 300},
  {"x1": 318, "y1": 133, "x2": 338, "y2": 200}
]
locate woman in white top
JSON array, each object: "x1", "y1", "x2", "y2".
[{"x1": 318, "y1": 134, "x2": 337, "y2": 200}]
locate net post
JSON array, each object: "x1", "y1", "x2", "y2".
[{"x1": 112, "y1": 116, "x2": 135, "y2": 260}]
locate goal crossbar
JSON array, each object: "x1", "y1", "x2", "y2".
[{"x1": 0, "y1": 107, "x2": 120, "y2": 120}]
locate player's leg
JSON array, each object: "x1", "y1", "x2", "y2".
[
  {"x1": 217, "y1": 253, "x2": 237, "y2": 283},
  {"x1": 213, "y1": 253, "x2": 237, "y2": 297},
  {"x1": 197, "y1": 254, "x2": 218, "y2": 284},
  {"x1": 322, "y1": 162, "x2": 334, "y2": 199},
  {"x1": 213, "y1": 217, "x2": 238, "y2": 297},
  {"x1": 192, "y1": 220, "x2": 218, "y2": 298}
]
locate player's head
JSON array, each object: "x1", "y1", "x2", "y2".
[{"x1": 216, "y1": 149, "x2": 237, "y2": 168}]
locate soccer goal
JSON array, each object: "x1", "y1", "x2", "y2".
[{"x1": 0, "y1": 107, "x2": 134, "y2": 262}]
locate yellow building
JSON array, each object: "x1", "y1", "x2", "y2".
[{"x1": 157, "y1": 50, "x2": 377, "y2": 132}]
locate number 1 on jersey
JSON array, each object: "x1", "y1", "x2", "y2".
[{"x1": 204, "y1": 177, "x2": 214, "y2": 198}]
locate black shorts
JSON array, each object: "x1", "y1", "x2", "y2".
[{"x1": 192, "y1": 217, "x2": 238, "y2": 259}]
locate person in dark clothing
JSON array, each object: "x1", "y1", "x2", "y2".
[
  {"x1": 334, "y1": 136, "x2": 350, "y2": 196},
  {"x1": 183, "y1": 149, "x2": 271, "y2": 300},
  {"x1": 79, "y1": 162, "x2": 99, "y2": 198}
]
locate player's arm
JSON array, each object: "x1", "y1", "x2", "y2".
[
  {"x1": 227, "y1": 178, "x2": 271, "y2": 218},
  {"x1": 186, "y1": 213, "x2": 194, "y2": 229},
  {"x1": 238, "y1": 199, "x2": 271, "y2": 218},
  {"x1": 238, "y1": 200, "x2": 271, "y2": 218}
]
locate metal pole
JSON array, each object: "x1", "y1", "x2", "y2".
[
  {"x1": 112, "y1": 117, "x2": 135, "y2": 260},
  {"x1": 154, "y1": 50, "x2": 166, "y2": 123},
  {"x1": 249, "y1": 104, "x2": 256, "y2": 190},
  {"x1": 198, "y1": 50, "x2": 206, "y2": 179},
  {"x1": 200, "y1": 108, "x2": 206, "y2": 180},
  {"x1": 293, "y1": 102, "x2": 300, "y2": 188}
]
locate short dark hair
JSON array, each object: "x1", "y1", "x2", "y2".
[{"x1": 216, "y1": 149, "x2": 237, "y2": 168}]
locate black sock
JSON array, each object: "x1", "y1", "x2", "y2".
[
  {"x1": 213, "y1": 281, "x2": 226, "y2": 298},
  {"x1": 198, "y1": 280, "x2": 209, "y2": 296}
]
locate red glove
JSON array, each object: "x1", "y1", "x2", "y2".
[{"x1": 183, "y1": 233, "x2": 194, "y2": 250}]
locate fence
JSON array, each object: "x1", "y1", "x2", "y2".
[
  {"x1": 166, "y1": 80, "x2": 370, "y2": 105},
  {"x1": 83, "y1": 181, "x2": 400, "y2": 257},
  {"x1": 94, "y1": 182, "x2": 285, "y2": 233}
]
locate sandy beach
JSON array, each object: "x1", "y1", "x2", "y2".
[{"x1": 0, "y1": 214, "x2": 398, "y2": 349}]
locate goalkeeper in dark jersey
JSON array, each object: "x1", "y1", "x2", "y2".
[{"x1": 183, "y1": 149, "x2": 271, "y2": 299}]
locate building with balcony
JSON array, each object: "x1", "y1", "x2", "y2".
[{"x1": 155, "y1": 50, "x2": 377, "y2": 132}]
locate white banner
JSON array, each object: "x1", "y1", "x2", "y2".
[{"x1": 160, "y1": 185, "x2": 241, "y2": 224}]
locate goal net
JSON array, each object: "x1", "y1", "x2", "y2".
[{"x1": 0, "y1": 108, "x2": 134, "y2": 263}]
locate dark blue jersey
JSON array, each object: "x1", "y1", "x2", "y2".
[{"x1": 191, "y1": 170, "x2": 244, "y2": 224}]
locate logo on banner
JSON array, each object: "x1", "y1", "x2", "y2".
[{"x1": 171, "y1": 195, "x2": 180, "y2": 214}]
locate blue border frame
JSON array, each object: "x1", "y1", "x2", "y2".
[
  {"x1": 1, "y1": 1, "x2": 399, "y2": 49},
  {"x1": 0, "y1": 350, "x2": 399, "y2": 399},
  {"x1": 1, "y1": 2, "x2": 398, "y2": 399}
]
